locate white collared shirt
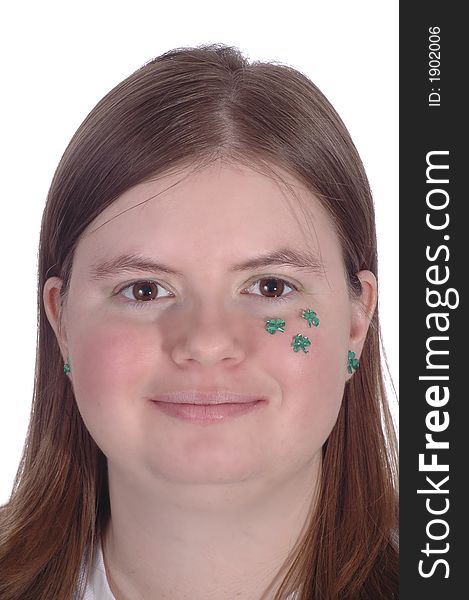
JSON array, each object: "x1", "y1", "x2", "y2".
[{"x1": 81, "y1": 543, "x2": 115, "y2": 600}]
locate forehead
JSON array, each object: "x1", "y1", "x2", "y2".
[{"x1": 76, "y1": 163, "x2": 341, "y2": 271}]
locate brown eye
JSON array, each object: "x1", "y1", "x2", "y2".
[
  {"x1": 119, "y1": 280, "x2": 172, "y2": 305},
  {"x1": 131, "y1": 281, "x2": 159, "y2": 301},
  {"x1": 242, "y1": 277, "x2": 296, "y2": 302},
  {"x1": 259, "y1": 277, "x2": 286, "y2": 298}
]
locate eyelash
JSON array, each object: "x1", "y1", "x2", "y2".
[{"x1": 115, "y1": 277, "x2": 299, "y2": 310}]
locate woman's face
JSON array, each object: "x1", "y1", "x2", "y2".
[{"x1": 44, "y1": 162, "x2": 375, "y2": 486}]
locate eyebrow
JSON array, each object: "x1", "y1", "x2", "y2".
[{"x1": 88, "y1": 248, "x2": 326, "y2": 280}]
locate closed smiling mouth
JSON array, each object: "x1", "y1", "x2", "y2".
[
  {"x1": 149, "y1": 393, "x2": 268, "y2": 424},
  {"x1": 150, "y1": 390, "x2": 267, "y2": 405}
]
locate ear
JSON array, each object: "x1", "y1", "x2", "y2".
[
  {"x1": 348, "y1": 269, "x2": 378, "y2": 364},
  {"x1": 43, "y1": 276, "x2": 69, "y2": 363}
]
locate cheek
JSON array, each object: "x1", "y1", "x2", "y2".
[
  {"x1": 68, "y1": 319, "x2": 152, "y2": 425},
  {"x1": 259, "y1": 321, "x2": 346, "y2": 447}
]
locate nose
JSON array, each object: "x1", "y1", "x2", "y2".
[{"x1": 169, "y1": 304, "x2": 247, "y2": 368}]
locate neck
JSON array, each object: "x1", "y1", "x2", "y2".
[{"x1": 101, "y1": 457, "x2": 320, "y2": 600}]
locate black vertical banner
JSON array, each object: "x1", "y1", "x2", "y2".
[{"x1": 400, "y1": 3, "x2": 466, "y2": 598}]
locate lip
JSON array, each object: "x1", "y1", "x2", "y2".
[
  {"x1": 150, "y1": 390, "x2": 267, "y2": 405},
  {"x1": 150, "y1": 399, "x2": 267, "y2": 424}
]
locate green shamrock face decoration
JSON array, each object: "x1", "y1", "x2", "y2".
[
  {"x1": 291, "y1": 334, "x2": 311, "y2": 353},
  {"x1": 302, "y1": 308, "x2": 319, "y2": 327},
  {"x1": 265, "y1": 318, "x2": 286, "y2": 334}
]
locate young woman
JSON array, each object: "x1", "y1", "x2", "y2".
[{"x1": 0, "y1": 43, "x2": 398, "y2": 599}]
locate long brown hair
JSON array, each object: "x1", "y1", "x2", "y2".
[{"x1": 0, "y1": 43, "x2": 398, "y2": 599}]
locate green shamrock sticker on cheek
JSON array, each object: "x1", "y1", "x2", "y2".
[
  {"x1": 302, "y1": 308, "x2": 320, "y2": 327},
  {"x1": 291, "y1": 334, "x2": 311, "y2": 353},
  {"x1": 265, "y1": 318, "x2": 286, "y2": 334}
]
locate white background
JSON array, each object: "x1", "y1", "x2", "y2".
[{"x1": 0, "y1": 0, "x2": 398, "y2": 504}]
